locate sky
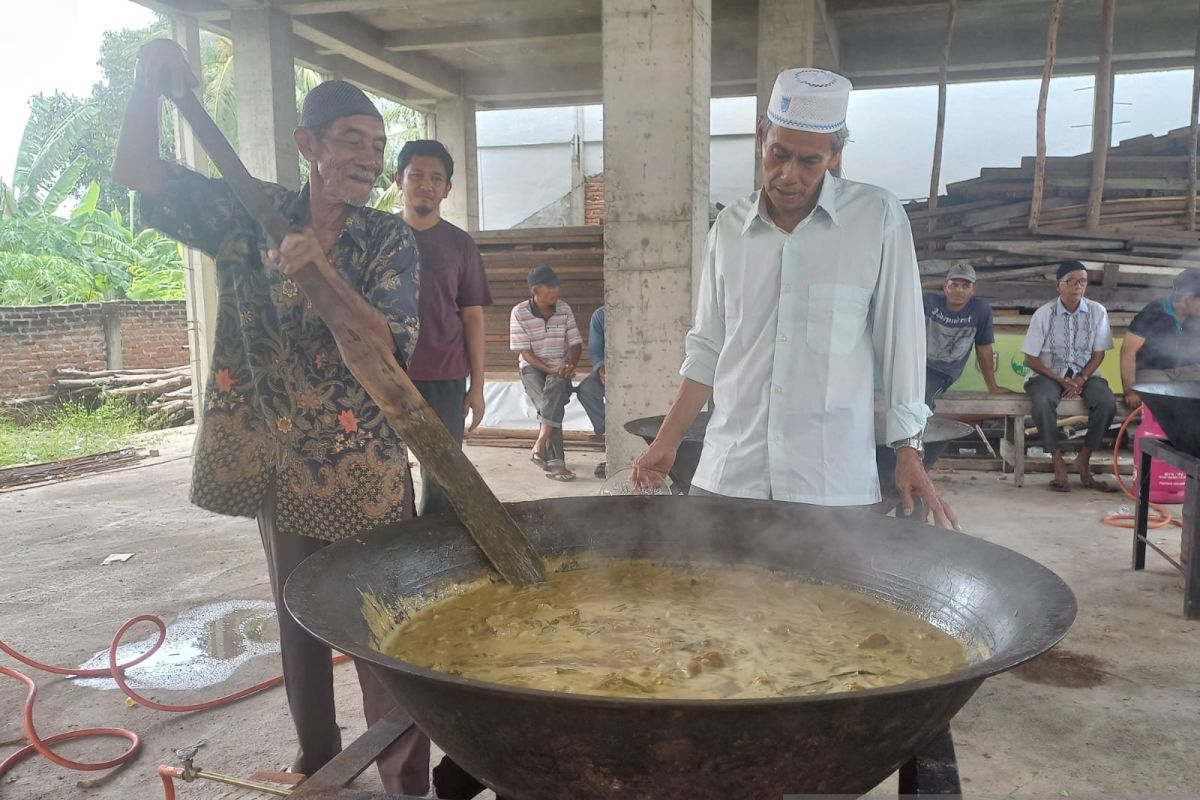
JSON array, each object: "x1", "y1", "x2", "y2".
[
  {"x1": 0, "y1": 0, "x2": 1194, "y2": 206},
  {"x1": 0, "y1": 0, "x2": 154, "y2": 181}
]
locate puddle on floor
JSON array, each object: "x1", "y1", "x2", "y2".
[{"x1": 74, "y1": 600, "x2": 280, "y2": 691}]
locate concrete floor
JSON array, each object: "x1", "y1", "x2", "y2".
[{"x1": 1, "y1": 427, "x2": 1195, "y2": 799}]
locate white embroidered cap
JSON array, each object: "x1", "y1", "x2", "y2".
[{"x1": 767, "y1": 68, "x2": 852, "y2": 133}]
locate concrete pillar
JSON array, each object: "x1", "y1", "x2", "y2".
[
  {"x1": 570, "y1": 106, "x2": 586, "y2": 226},
  {"x1": 433, "y1": 97, "x2": 480, "y2": 231},
  {"x1": 755, "y1": 0, "x2": 840, "y2": 183},
  {"x1": 172, "y1": 14, "x2": 219, "y2": 412},
  {"x1": 101, "y1": 302, "x2": 123, "y2": 371},
  {"x1": 602, "y1": 0, "x2": 711, "y2": 472},
  {"x1": 231, "y1": 7, "x2": 300, "y2": 190}
]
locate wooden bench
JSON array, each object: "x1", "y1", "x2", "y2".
[{"x1": 933, "y1": 390, "x2": 1129, "y2": 487}]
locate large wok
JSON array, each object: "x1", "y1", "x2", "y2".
[{"x1": 286, "y1": 496, "x2": 1075, "y2": 799}]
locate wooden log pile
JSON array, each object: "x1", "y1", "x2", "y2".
[
  {"x1": 907, "y1": 125, "x2": 1200, "y2": 310},
  {"x1": 51, "y1": 365, "x2": 194, "y2": 427}
]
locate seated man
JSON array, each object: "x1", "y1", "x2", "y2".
[
  {"x1": 1022, "y1": 260, "x2": 1117, "y2": 493},
  {"x1": 1121, "y1": 267, "x2": 1200, "y2": 409},
  {"x1": 510, "y1": 265, "x2": 583, "y2": 481},
  {"x1": 575, "y1": 305, "x2": 606, "y2": 478},
  {"x1": 925, "y1": 264, "x2": 1005, "y2": 403}
]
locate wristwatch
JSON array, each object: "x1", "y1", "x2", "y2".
[{"x1": 890, "y1": 436, "x2": 924, "y2": 455}]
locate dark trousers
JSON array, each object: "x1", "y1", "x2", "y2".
[
  {"x1": 520, "y1": 366, "x2": 572, "y2": 466},
  {"x1": 576, "y1": 369, "x2": 605, "y2": 435},
  {"x1": 1026, "y1": 373, "x2": 1117, "y2": 454},
  {"x1": 923, "y1": 368, "x2": 959, "y2": 465},
  {"x1": 257, "y1": 484, "x2": 430, "y2": 796},
  {"x1": 413, "y1": 378, "x2": 467, "y2": 516}
]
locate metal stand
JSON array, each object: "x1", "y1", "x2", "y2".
[
  {"x1": 1132, "y1": 438, "x2": 1200, "y2": 619},
  {"x1": 290, "y1": 709, "x2": 422, "y2": 800},
  {"x1": 276, "y1": 716, "x2": 958, "y2": 799},
  {"x1": 899, "y1": 727, "x2": 962, "y2": 796}
]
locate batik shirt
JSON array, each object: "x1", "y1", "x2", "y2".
[{"x1": 141, "y1": 163, "x2": 420, "y2": 541}]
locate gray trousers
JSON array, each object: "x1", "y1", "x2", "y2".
[
  {"x1": 576, "y1": 369, "x2": 605, "y2": 435},
  {"x1": 257, "y1": 483, "x2": 429, "y2": 796},
  {"x1": 413, "y1": 378, "x2": 467, "y2": 516},
  {"x1": 1026, "y1": 374, "x2": 1117, "y2": 454},
  {"x1": 521, "y1": 366, "x2": 572, "y2": 467}
]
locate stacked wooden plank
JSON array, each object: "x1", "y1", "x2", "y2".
[
  {"x1": 907, "y1": 126, "x2": 1200, "y2": 311},
  {"x1": 475, "y1": 226, "x2": 603, "y2": 379}
]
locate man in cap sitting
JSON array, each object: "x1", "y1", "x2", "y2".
[
  {"x1": 114, "y1": 40, "x2": 434, "y2": 796},
  {"x1": 633, "y1": 68, "x2": 956, "y2": 528},
  {"x1": 1022, "y1": 260, "x2": 1118, "y2": 492},
  {"x1": 510, "y1": 265, "x2": 583, "y2": 481}
]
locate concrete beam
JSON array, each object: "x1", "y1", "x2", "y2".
[
  {"x1": 291, "y1": 13, "x2": 463, "y2": 97},
  {"x1": 384, "y1": 17, "x2": 601, "y2": 52},
  {"x1": 290, "y1": 38, "x2": 435, "y2": 107},
  {"x1": 232, "y1": 7, "x2": 301, "y2": 189},
  {"x1": 602, "y1": 0, "x2": 712, "y2": 471},
  {"x1": 844, "y1": 22, "x2": 1195, "y2": 86},
  {"x1": 272, "y1": 0, "x2": 469, "y2": 14},
  {"x1": 431, "y1": 98, "x2": 481, "y2": 231}
]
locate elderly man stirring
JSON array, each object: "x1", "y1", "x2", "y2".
[
  {"x1": 634, "y1": 68, "x2": 955, "y2": 528},
  {"x1": 114, "y1": 41, "x2": 436, "y2": 797}
]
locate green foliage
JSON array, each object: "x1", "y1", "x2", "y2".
[
  {"x1": 2, "y1": 97, "x2": 100, "y2": 217},
  {"x1": 0, "y1": 182, "x2": 184, "y2": 305},
  {"x1": 0, "y1": 397, "x2": 153, "y2": 469}
]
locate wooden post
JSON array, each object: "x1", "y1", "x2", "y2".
[
  {"x1": 927, "y1": 0, "x2": 959, "y2": 236},
  {"x1": 1030, "y1": 0, "x2": 1064, "y2": 232},
  {"x1": 1188, "y1": 0, "x2": 1200, "y2": 231},
  {"x1": 1086, "y1": 0, "x2": 1117, "y2": 231}
]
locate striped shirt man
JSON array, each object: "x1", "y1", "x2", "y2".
[{"x1": 509, "y1": 299, "x2": 583, "y2": 369}]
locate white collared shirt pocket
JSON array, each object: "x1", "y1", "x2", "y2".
[{"x1": 807, "y1": 283, "x2": 872, "y2": 355}]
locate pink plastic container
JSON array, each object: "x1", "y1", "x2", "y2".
[{"x1": 1133, "y1": 405, "x2": 1187, "y2": 503}]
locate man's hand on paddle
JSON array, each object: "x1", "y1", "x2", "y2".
[
  {"x1": 267, "y1": 228, "x2": 332, "y2": 280},
  {"x1": 895, "y1": 447, "x2": 960, "y2": 531},
  {"x1": 135, "y1": 39, "x2": 197, "y2": 99}
]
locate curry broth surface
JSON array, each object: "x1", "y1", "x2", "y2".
[{"x1": 380, "y1": 561, "x2": 968, "y2": 700}]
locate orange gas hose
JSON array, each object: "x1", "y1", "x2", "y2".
[
  {"x1": 1101, "y1": 405, "x2": 1181, "y2": 530},
  {"x1": 1, "y1": 615, "x2": 350, "y2": 784}
]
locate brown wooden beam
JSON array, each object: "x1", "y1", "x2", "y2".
[{"x1": 1086, "y1": 0, "x2": 1118, "y2": 231}]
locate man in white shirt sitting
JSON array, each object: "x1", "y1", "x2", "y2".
[
  {"x1": 633, "y1": 68, "x2": 956, "y2": 528},
  {"x1": 1022, "y1": 260, "x2": 1118, "y2": 493}
]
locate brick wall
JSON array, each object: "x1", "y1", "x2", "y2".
[
  {"x1": 0, "y1": 301, "x2": 188, "y2": 400},
  {"x1": 584, "y1": 173, "x2": 605, "y2": 226},
  {"x1": 113, "y1": 301, "x2": 189, "y2": 370}
]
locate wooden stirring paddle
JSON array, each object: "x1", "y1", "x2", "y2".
[{"x1": 170, "y1": 90, "x2": 546, "y2": 586}]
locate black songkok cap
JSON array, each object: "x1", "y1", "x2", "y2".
[
  {"x1": 300, "y1": 80, "x2": 383, "y2": 130},
  {"x1": 528, "y1": 265, "x2": 560, "y2": 288},
  {"x1": 1056, "y1": 260, "x2": 1087, "y2": 281}
]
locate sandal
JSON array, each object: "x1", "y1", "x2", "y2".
[
  {"x1": 530, "y1": 453, "x2": 549, "y2": 470},
  {"x1": 546, "y1": 468, "x2": 576, "y2": 482},
  {"x1": 1081, "y1": 476, "x2": 1118, "y2": 493},
  {"x1": 1049, "y1": 479, "x2": 1071, "y2": 493}
]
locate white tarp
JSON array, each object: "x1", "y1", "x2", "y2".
[{"x1": 480, "y1": 379, "x2": 596, "y2": 432}]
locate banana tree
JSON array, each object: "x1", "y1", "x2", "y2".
[{"x1": 1, "y1": 97, "x2": 99, "y2": 218}]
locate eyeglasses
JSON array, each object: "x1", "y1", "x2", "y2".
[{"x1": 1060, "y1": 279, "x2": 1088, "y2": 287}]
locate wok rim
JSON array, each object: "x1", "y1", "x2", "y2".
[
  {"x1": 1132, "y1": 380, "x2": 1200, "y2": 397},
  {"x1": 284, "y1": 499, "x2": 1077, "y2": 711}
]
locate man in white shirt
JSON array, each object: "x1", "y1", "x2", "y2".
[
  {"x1": 1022, "y1": 260, "x2": 1118, "y2": 493},
  {"x1": 633, "y1": 68, "x2": 956, "y2": 528}
]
